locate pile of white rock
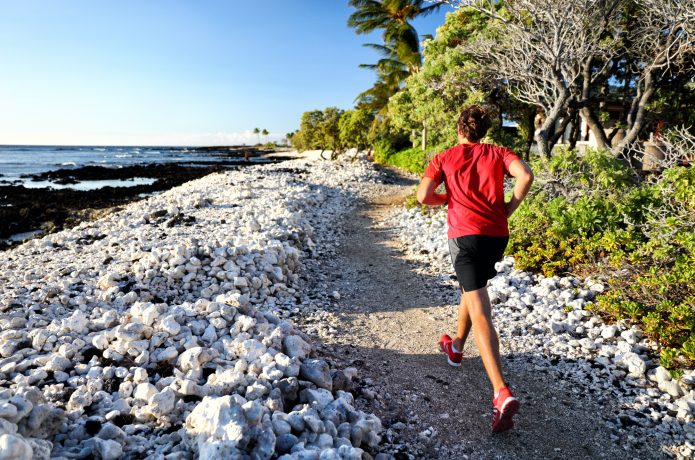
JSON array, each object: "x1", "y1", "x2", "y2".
[
  {"x1": 391, "y1": 205, "x2": 695, "y2": 459},
  {"x1": 0, "y1": 155, "x2": 384, "y2": 459}
]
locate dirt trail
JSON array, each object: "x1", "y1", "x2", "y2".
[{"x1": 310, "y1": 174, "x2": 655, "y2": 459}]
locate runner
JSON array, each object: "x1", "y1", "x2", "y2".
[{"x1": 416, "y1": 105, "x2": 534, "y2": 433}]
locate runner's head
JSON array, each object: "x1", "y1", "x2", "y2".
[{"x1": 457, "y1": 105, "x2": 491, "y2": 142}]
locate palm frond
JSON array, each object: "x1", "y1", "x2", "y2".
[
  {"x1": 362, "y1": 42, "x2": 399, "y2": 58},
  {"x1": 418, "y1": 1, "x2": 446, "y2": 17},
  {"x1": 349, "y1": 0, "x2": 382, "y2": 8}
]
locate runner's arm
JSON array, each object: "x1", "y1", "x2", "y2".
[
  {"x1": 416, "y1": 177, "x2": 447, "y2": 206},
  {"x1": 505, "y1": 159, "x2": 534, "y2": 217}
]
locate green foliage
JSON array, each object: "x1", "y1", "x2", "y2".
[
  {"x1": 404, "y1": 192, "x2": 420, "y2": 210},
  {"x1": 509, "y1": 149, "x2": 695, "y2": 369},
  {"x1": 290, "y1": 110, "x2": 324, "y2": 152},
  {"x1": 320, "y1": 107, "x2": 344, "y2": 154},
  {"x1": 339, "y1": 109, "x2": 374, "y2": 152},
  {"x1": 348, "y1": 0, "x2": 442, "y2": 71},
  {"x1": 386, "y1": 147, "x2": 428, "y2": 174},
  {"x1": 374, "y1": 145, "x2": 428, "y2": 175},
  {"x1": 385, "y1": 6, "x2": 534, "y2": 152},
  {"x1": 348, "y1": 1, "x2": 446, "y2": 113},
  {"x1": 372, "y1": 138, "x2": 396, "y2": 165},
  {"x1": 371, "y1": 120, "x2": 412, "y2": 163},
  {"x1": 290, "y1": 107, "x2": 344, "y2": 155},
  {"x1": 660, "y1": 348, "x2": 681, "y2": 370}
]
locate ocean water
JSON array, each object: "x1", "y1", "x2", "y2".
[{"x1": 0, "y1": 145, "x2": 266, "y2": 183}]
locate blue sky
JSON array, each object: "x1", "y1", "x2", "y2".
[{"x1": 0, "y1": 1, "x2": 453, "y2": 146}]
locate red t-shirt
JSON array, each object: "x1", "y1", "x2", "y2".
[{"x1": 423, "y1": 143, "x2": 520, "y2": 239}]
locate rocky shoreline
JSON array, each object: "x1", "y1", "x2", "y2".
[
  {"x1": 0, "y1": 150, "x2": 294, "y2": 250},
  {"x1": 0, "y1": 154, "x2": 387, "y2": 459}
]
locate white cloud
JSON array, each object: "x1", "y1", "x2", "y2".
[{"x1": 0, "y1": 130, "x2": 285, "y2": 146}]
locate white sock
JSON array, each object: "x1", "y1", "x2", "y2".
[{"x1": 451, "y1": 342, "x2": 462, "y2": 353}]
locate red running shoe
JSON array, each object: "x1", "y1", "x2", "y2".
[
  {"x1": 492, "y1": 386, "x2": 520, "y2": 433},
  {"x1": 438, "y1": 334, "x2": 463, "y2": 367}
]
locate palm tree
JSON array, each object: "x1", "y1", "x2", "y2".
[
  {"x1": 253, "y1": 127, "x2": 260, "y2": 145},
  {"x1": 356, "y1": 78, "x2": 399, "y2": 114},
  {"x1": 356, "y1": 42, "x2": 410, "y2": 114},
  {"x1": 349, "y1": 1, "x2": 445, "y2": 114},
  {"x1": 348, "y1": 0, "x2": 445, "y2": 73},
  {"x1": 261, "y1": 129, "x2": 269, "y2": 144},
  {"x1": 359, "y1": 42, "x2": 412, "y2": 82}
]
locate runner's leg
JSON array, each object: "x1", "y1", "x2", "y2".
[
  {"x1": 465, "y1": 286, "x2": 505, "y2": 393},
  {"x1": 453, "y1": 292, "x2": 471, "y2": 352}
]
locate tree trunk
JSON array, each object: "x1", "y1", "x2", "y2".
[
  {"x1": 536, "y1": 90, "x2": 570, "y2": 157},
  {"x1": 523, "y1": 110, "x2": 536, "y2": 160},
  {"x1": 569, "y1": 111, "x2": 581, "y2": 150},
  {"x1": 581, "y1": 107, "x2": 610, "y2": 150},
  {"x1": 613, "y1": 71, "x2": 656, "y2": 157},
  {"x1": 536, "y1": 133, "x2": 551, "y2": 158},
  {"x1": 607, "y1": 127, "x2": 620, "y2": 144},
  {"x1": 579, "y1": 57, "x2": 610, "y2": 150},
  {"x1": 551, "y1": 109, "x2": 576, "y2": 147},
  {"x1": 421, "y1": 120, "x2": 427, "y2": 151}
]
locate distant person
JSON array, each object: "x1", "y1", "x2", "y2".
[{"x1": 416, "y1": 105, "x2": 534, "y2": 433}]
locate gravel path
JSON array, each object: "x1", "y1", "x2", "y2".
[{"x1": 304, "y1": 169, "x2": 667, "y2": 459}]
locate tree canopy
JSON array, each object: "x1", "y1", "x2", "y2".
[
  {"x1": 349, "y1": 0, "x2": 446, "y2": 113},
  {"x1": 291, "y1": 0, "x2": 694, "y2": 160},
  {"x1": 450, "y1": 0, "x2": 694, "y2": 157}
]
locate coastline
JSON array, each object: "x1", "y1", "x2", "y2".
[
  {"x1": 0, "y1": 152, "x2": 387, "y2": 459},
  {"x1": 0, "y1": 147, "x2": 295, "y2": 250}
]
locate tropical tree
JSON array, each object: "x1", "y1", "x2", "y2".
[
  {"x1": 253, "y1": 127, "x2": 260, "y2": 145},
  {"x1": 356, "y1": 42, "x2": 411, "y2": 114},
  {"x1": 290, "y1": 108, "x2": 346, "y2": 157},
  {"x1": 339, "y1": 109, "x2": 375, "y2": 152},
  {"x1": 319, "y1": 107, "x2": 345, "y2": 159},
  {"x1": 348, "y1": 0, "x2": 446, "y2": 72},
  {"x1": 349, "y1": 0, "x2": 447, "y2": 113},
  {"x1": 291, "y1": 111, "x2": 324, "y2": 152},
  {"x1": 385, "y1": 5, "x2": 535, "y2": 154},
  {"x1": 261, "y1": 128, "x2": 269, "y2": 144}
]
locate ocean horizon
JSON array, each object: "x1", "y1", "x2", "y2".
[{"x1": 0, "y1": 144, "x2": 271, "y2": 188}]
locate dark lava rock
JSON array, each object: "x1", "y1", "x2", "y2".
[
  {"x1": 276, "y1": 433, "x2": 298, "y2": 454},
  {"x1": 277, "y1": 377, "x2": 299, "y2": 406},
  {"x1": 85, "y1": 418, "x2": 102, "y2": 436},
  {"x1": 0, "y1": 153, "x2": 287, "y2": 249},
  {"x1": 331, "y1": 369, "x2": 351, "y2": 392},
  {"x1": 111, "y1": 413, "x2": 134, "y2": 428},
  {"x1": 299, "y1": 359, "x2": 332, "y2": 391}
]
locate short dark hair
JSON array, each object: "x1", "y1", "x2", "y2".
[{"x1": 457, "y1": 105, "x2": 491, "y2": 142}]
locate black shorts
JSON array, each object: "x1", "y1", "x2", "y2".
[{"x1": 448, "y1": 235, "x2": 509, "y2": 292}]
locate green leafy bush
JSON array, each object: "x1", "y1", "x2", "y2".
[
  {"x1": 374, "y1": 146, "x2": 429, "y2": 175},
  {"x1": 372, "y1": 138, "x2": 396, "y2": 165},
  {"x1": 509, "y1": 149, "x2": 695, "y2": 369}
]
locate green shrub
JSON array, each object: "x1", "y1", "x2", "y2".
[
  {"x1": 373, "y1": 144, "x2": 429, "y2": 175},
  {"x1": 509, "y1": 148, "x2": 695, "y2": 369},
  {"x1": 386, "y1": 147, "x2": 429, "y2": 175},
  {"x1": 373, "y1": 138, "x2": 396, "y2": 165}
]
